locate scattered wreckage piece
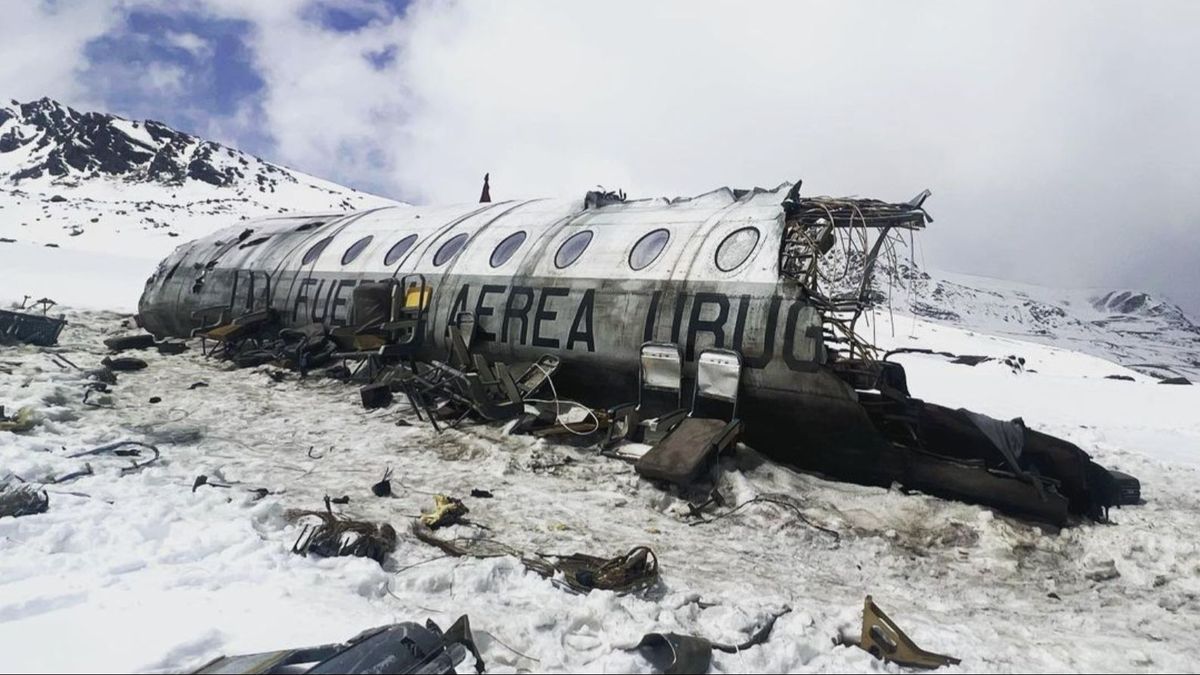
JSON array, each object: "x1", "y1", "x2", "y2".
[
  {"x1": 633, "y1": 608, "x2": 791, "y2": 674},
  {"x1": 69, "y1": 440, "x2": 161, "y2": 475},
  {"x1": 156, "y1": 340, "x2": 188, "y2": 355},
  {"x1": 0, "y1": 299, "x2": 66, "y2": 347},
  {"x1": 87, "y1": 365, "x2": 118, "y2": 385},
  {"x1": 400, "y1": 322, "x2": 527, "y2": 432},
  {"x1": 359, "y1": 382, "x2": 393, "y2": 410},
  {"x1": 421, "y1": 494, "x2": 469, "y2": 529},
  {"x1": 511, "y1": 405, "x2": 609, "y2": 439},
  {"x1": 0, "y1": 481, "x2": 50, "y2": 519},
  {"x1": 514, "y1": 354, "x2": 560, "y2": 399},
  {"x1": 82, "y1": 383, "x2": 114, "y2": 408},
  {"x1": 190, "y1": 306, "x2": 278, "y2": 359},
  {"x1": 525, "y1": 546, "x2": 660, "y2": 596},
  {"x1": 371, "y1": 467, "x2": 393, "y2": 497},
  {"x1": 290, "y1": 497, "x2": 398, "y2": 565},
  {"x1": 0, "y1": 405, "x2": 36, "y2": 432},
  {"x1": 837, "y1": 596, "x2": 960, "y2": 670},
  {"x1": 410, "y1": 520, "x2": 660, "y2": 596},
  {"x1": 101, "y1": 356, "x2": 148, "y2": 372},
  {"x1": 633, "y1": 632, "x2": 713, "y2": 675},
  {"x1": 686, "y1": 493, "x2": 840, "y2": 539},
  {"x1": 1107, "y1": 470, "x2": 1141, "y2": 506},
  {"x1": 193, "y1": 615, "x2": 484, "y2": 675},
  {"x1": 103, "y1": 333, "x2": 157, "y2": 351},
  {"x1": 191, "y1": 474, "x2": 274, "y2": 501}
]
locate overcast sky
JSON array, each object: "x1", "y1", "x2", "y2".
[{"x1": 4, "y1": 1, "x2": 1198, "y2": 315}]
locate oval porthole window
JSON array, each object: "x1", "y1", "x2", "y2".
[
  {"x1": 384, "y1": 234, "x2": 418, "y2": 266},
  {"x1": 302, "y1": 236, "x2": 334, "y2": 265},
  {"x1": 715, "y1": 227, "x2": 760, "y2": 272},
  {"x1": 433, "y1": 232, "x2": 469, "y2": 266},
  {"x1": 629, "y1": 228, "x2": 670, "y2": 271},
  {"x1": 341, "y1": 235, "x2": 373, "y2": 265},
  {"x1": 555, "y1": 230, "x2": 593, "y2": 268},
  {"x1": 490, "y1": 231, "x2": 527, "y2": 268}
]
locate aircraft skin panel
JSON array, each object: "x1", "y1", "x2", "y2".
[{"x1": 136, "y1": 183, "x2": 857, "y2": 466}]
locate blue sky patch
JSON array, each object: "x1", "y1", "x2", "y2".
[
  {"x1": 79, "y1": 7, "x2": 272, "y2": 157},
  {"x1": 303, "y1": 0, "x2": 411, "y2": 32}
]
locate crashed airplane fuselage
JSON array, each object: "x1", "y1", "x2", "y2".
[{"x1": 137, "y1": 183, "x2": 1126, "y2": 525}]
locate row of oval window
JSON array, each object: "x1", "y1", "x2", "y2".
[{"x1": 301, "y1": 226, "x2": 761, "y2": 273}]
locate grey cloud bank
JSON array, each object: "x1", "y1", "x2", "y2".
[{"x1": 4, "y1": 0, "x2": 1197, "y2": 314}]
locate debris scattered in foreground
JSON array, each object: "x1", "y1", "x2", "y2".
[
  {"x1": 194, "y1": 615, "x2": 485, "y2": 675},
  {"x1": 290, "y1": 497, "x2": 398, "y2": 565},
  {"x1": 0, "y1": 481, "x2": 50, "y2": 519},
  {"x1": 837, "y1": 596, "x2": 961, "y2": 670}
]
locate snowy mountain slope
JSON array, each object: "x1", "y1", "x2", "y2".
[
  {"x1": 0, "y1": 98, "x2": 398, "y2": 257},
  {"x1": 889, "y1": 266, "x2": 1200, "y2": 381},
  {"x1": 0, "y1": 309, "x2": 1197, "y2": 673},
  {"x1": 817, "y1": 237, "x2": 1200, "y2": 382}
]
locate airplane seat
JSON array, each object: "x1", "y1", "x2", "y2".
[
  {"x1": 190, "y1": 305, "x2": 278, "y2": 357},
  {"x1": 603, "y1": 342, "x2": 688, "y2": 449},
  {"x1": 331, "y1": 280, "x2": 397, "y2": 351},
  {"x1": 635, "y1": 348, "x2": 744, "y2": 487}
]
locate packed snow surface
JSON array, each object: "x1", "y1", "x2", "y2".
[{"x1": 1, "y1": 307, "x2": 1198, "y2": 674}]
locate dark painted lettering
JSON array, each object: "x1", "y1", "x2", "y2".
[
  {"x1": 502, "y1": 286, "x2": 535, "y2": 345},
  {"x1": 292, "y1": 277, "x2": 318, "y2": 323},
  {"x1": 733, "y1": 295, "x2": 782, "y2": 369},
  {"x1": 782, "y1": 301, "x2": 817, "y2": 371},
  {"x1": 643, "y1": 290, "x2": 661, "y2": 342},
  {"x1": 670, "y1": 291, "x2": 689, "y2": 344},
  {"x1": 243, "y1": 272, "x2": 257, "y2": 311},
  {"x1": 227, "y1": 271, "x2": 240, "y2": 311},
  {"x1": 449, "y1": 284, "x2": 470, "y2": 325},
  {"x1": 566, "y1": 289, "x2": 596, "y2": 352},
  {"x1": 330, "y1": 279, "x2": 357, "y2": 326},
  {"x1": 474, "y1": 284, "x2": 505, "y2": 342},
  {"x1": 310, "y1": 279, "x2": 329, "y2": 323},
  {"x1": 685, "y1": 292, "x2": 729, "y2": 360},
  {"x1": 532, "y1": 287, "x2": 568, "y2": 349}
]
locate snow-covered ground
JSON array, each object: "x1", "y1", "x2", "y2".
[
  {"x1": 5, "y1": 96, "x2": 1198, "y2": 673},
  {"x1": 2, "y1": 306, "x2": 1198, "y2": 674}
]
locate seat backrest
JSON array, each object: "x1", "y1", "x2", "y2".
[
  {"x1": 638, "y1": 342, "x2": 683, "y2": 415},
  {"x1": 350, "y1": 280, "x2": 396, "y2": 327},
  {"x1": 691, "y1": 348, "x2": 742, "y2": 420}
]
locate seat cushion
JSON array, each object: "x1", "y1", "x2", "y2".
[{"x1": 635, "y1": 417, "x2": 726, "y2": 485}]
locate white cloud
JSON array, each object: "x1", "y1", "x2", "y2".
[
  {"x1": 164, "y1": 30, "x2": 212, "y2": 58},
  {"x1": 0, "y1": 1, "x2": 124, "y2": 107},
  {"x1": 4, "y1": 0, "x2": 1200, "y2": 311},
  {"x1": 237, "y1": 0, "x2": 1200, "y2": 308}
]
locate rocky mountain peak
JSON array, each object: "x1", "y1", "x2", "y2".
[{"x1": 0, "y1": 97, "x2": 289, "y2": 190}]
